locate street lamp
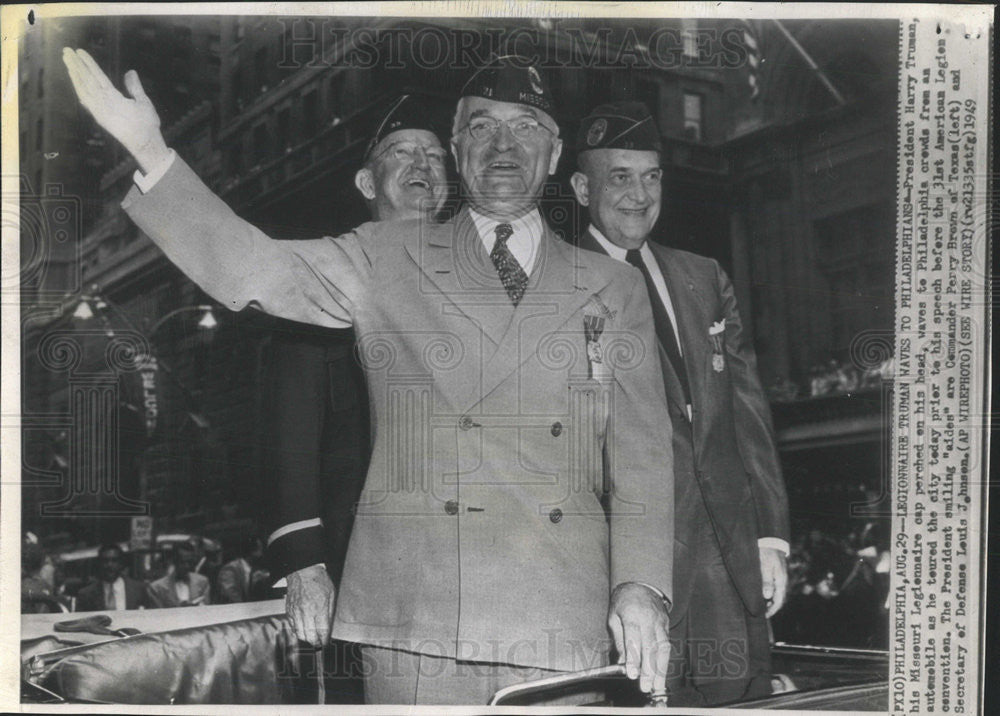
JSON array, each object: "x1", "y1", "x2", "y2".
[
  {"x1": 70, "y1": 287, "x2": 217, "y2": 340},
  {"x1": 64, "y1": 284, "x2": 218, "y2": 427},
  {"x1": 60, "y1": 286, "x2": 219, "y2": 548},
  {"x1": 148, "y1": 305, "x2": 217, "y2": 338}
]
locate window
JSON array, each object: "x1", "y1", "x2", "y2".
[
  {"x1": 682, "y1": 92, "x2": 702, "y2": 141},
  {"x1": 277, "y1": 107, "x2": 291, "y2": 150},
  {"x1": 635, "y1": 78, "x2": 662, "y2": 133},
  {"x1": 814, "y1": 203, "x2": 895, "y2": 355},
  {"x1": 226, "y1": 145, "x2": 242, "y2": 176},
  {"x1": 302, "y1": 90, "x2": 318, "y2": 136},
  {"x1": 327, "y1": 72, "x2": 345, "y2": 113},
  {"x1": 254, "y1": 46, "x2": 268, "y2": 92},
  {"x1": 253, "y1": 122, "x2": 270, "y2": 163},
  {"x1": 681, "y1": 19, "x2": 698, "y2": 59},
  {"x1": 230, "y1": 66, "x2": 243, "y2": 114}
]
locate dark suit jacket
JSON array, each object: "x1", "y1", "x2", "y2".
[
  {"x1": 579, "y1": 230, "x2": 789, "y2": 620},
  {"x1": 263, "y1": 322, "x2": 370, "y2": 586},
  {"x1": 76, "y1": 576, "x2": 153, "y2": 611}
]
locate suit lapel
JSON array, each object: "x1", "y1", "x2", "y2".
[
  {"x1": 478, "y1": 227, "x2": 608, "y2": 403},
  {"x1": 403, "y1": 207, "x2": 512, "y2": 351},
  {"x1": 579, "y1": 229, "x2": 689, "y2": 417}
]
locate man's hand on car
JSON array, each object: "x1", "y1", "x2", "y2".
[
  {"x1": 760, "y1": 546, "x2": 788, "y2": 618},
  {"x1": 285, "y1": 564, "x2": 336, "y2": 648},
  {"x1": 608, "y1": 582, "x2": 671, "y2": 696}
]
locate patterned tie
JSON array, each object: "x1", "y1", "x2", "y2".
[
  {"x1": 490, "y1": 223, "x2": 528, "y2": 306},
  {"x1": 625, "y1": 248, "x2": 692, "y2": 407}
]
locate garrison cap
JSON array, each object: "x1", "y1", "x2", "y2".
[
  {"x1": 459, "y1": 55, "x2": 556, "y2": 117},
  {"x1": 577, "y1": 101, "x2": 662, "y2": 153},
  {"x1": 364, "y1": 94, "x2": 446, "y2": 160}
]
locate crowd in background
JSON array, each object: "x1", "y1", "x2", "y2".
[
  {"x1": 771, "y1": 519, "x2": 890, "y2": 649},
  {"x1": 21, "y1": 533, "x2": 275, "y2": 614},
  {"x1": 25, "y1": 519, "x2": 893, "y2": 650}
]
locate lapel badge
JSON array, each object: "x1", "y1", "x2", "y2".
[
  {"x1": 709, "y1": 320, "x2": 726, "y2": 372},
  {"x1": 588, "y1": 294, "x2": 617, "y2": 321},
  {"x1": 584, "y1": 314, "x2": 606, "y2": 379}
]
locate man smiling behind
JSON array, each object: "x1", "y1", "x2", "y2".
[
  {"x1": 352, "y1": 93, "x2": 449, "y2": 221},
  {"x1": 571, "y1": 101, "x2": 790, "y2": 705},
  {"x1": 266, "y1": 93, "x2": 450, "y2": 664}
]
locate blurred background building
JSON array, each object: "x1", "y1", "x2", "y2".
[{"x1": 20, "y1": 16, "x2": 898, "y2": 618}]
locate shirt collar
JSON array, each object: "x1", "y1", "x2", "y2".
[
  {"x1": 587, "y1": 224, "x2": 653, "y2": 265},
  {"x1": 469, "y1": 206, "x2": 543, "y2": 239},
  {"x1": 469, "y1": 206, "x2": 544, "y2": 272}
]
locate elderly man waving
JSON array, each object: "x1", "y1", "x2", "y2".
[{"x1": 63, "y1": 49, "x2": 674, "y2": 705}]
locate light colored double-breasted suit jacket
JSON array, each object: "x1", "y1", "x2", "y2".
[
  {"x1": 579, "y1": 230, "x2": 788, "y2": 622},
  {"x1": 122, "y1": 158, "x2": 675, "y2": 672}
]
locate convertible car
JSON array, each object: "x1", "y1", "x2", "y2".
[{"x1": 21, "y1": 602, "x2": 887, "y2": 708}]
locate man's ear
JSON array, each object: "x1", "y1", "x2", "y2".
[
  {"x1": 354, "y1": 168, "x2": 376, "y2": 200},
  {"x1": 450, "y1": 138, "x2": 461, "y2": 177},
  {"x1": 569, "y1": 171, "x2": 589, "y2": 207},
  {"x1": 547, "y1": 137, "x2": 564, "y2": 176}
]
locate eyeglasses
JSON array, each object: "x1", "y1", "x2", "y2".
[
  {"x1": 460, "y1": 115, "x2": 554, "y2": 143},
  {"x1": 372, "y1": 140, "x2": 447, "y2": 165}
]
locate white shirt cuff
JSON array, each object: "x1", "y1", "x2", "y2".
[
  {"x1": 267, "y1": 517, "x2": 322, "y2": 547},
  {"x1": 758, "y1": 537, "x2": 790, "y2": 556},
  {"x1": 634, "y1": 582, "x2": 670, "y2": 609},
  {"x1": 133, "y1": 148, "x2": 177, "y2": 193}
]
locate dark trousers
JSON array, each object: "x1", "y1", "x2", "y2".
[{"x1": 667, "y1": 488, "x2": 772, "y2": 707}]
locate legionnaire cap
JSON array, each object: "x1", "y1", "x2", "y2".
[
  {"x1": 364, "y1": 94, "x2": 446, "y2": 160},
  {"x1": 577, "y1": 101, "x2": 662, "y2": 152},
  {"x1": 459, "y1": 55, "x2": 556, "y2": 117}
]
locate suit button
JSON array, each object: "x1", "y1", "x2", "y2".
[
  {"x1": 459, "y1": 416, "x2": 474, "y2": 431},
  {"x1": 444, "y1": 500, "x2": 459, "y2": 515},
  {"x1": 550, "y1": 421, "x2": 563, "y2": 437},
  {"x1": 549, "y1": 508, "x2": 563, "y2": 524}
]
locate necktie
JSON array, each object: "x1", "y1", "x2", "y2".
[
  {"x1": 625, "y1": 248, "x2": 692, "y2": 407},
  {"x1": 490, "y1": 223, "x2": 528, "y2": 306},
  {"x1": 105, "y1": 582, "x2": 116, "y2": 609}
]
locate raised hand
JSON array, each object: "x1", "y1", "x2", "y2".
[
  {"x1": 285, "y1": 564, "x2": 337, "y2": 648},
  {"x1": 62, "y1": 47, "x2": 171, "y2": 174}
]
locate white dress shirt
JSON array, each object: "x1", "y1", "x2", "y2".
[
  {"x1": 174, "y1": 576, "x2": 190, "y2": 604},
  {"x1": 469, "y1": 207, "x2": 544, "y2": 276},
  {"x1": 104, "y1": 576, "x2": 126, "y2": 610}
]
